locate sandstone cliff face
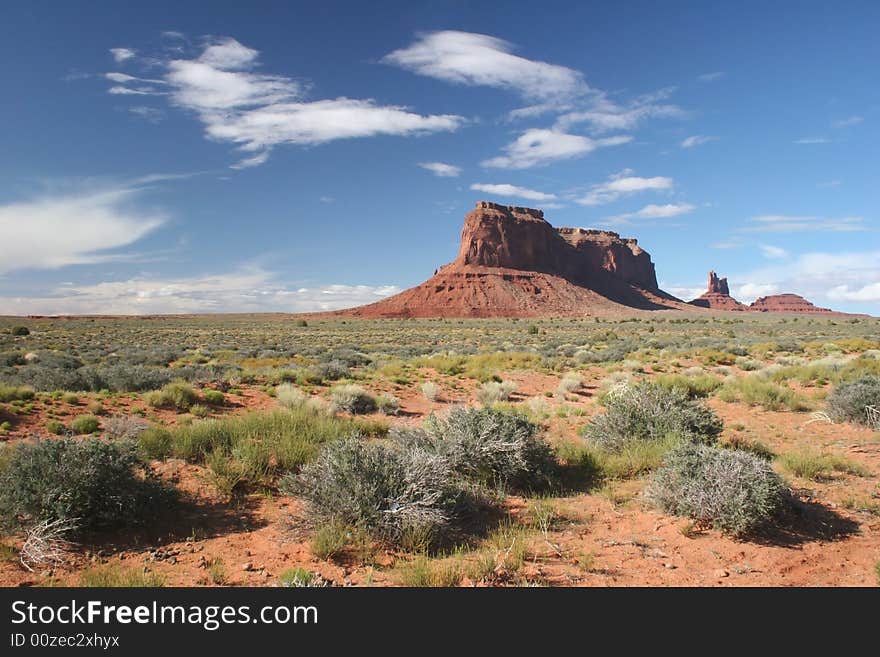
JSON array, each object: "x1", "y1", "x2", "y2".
[
  {"x1": 689, "y1": 270, "x2": 748, "y2": 310},
  {"x1": 343, "y1": 201, "x2": 684, "y2": 318}
]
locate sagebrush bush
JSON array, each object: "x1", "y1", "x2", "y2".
[
  {"x1": 144, "y1": 381, "x2": 199, "y2": 411},
  {"x1": 330, "y1": 384, "x2": 376, "y2": 414},
  {"x1": 645, "y1": 442, "x2": 785, "y2": 537},
  {"x1": 397, "y1": 406, "x2": 558, "y2": 491},
  {"x1": 103, "y1": 415, "x2": 149, "y2": 441},
  {"x1": 420, "y1": 381, "x2": 439, "y2": 402},
  {"x1": 376, "y1": 394, "x2": 400, "y2": 416},
  {"x1": 202, "y1": 390, "x2": 225, "y2": 406},
  {"x1": 275, "y1": 383, "x2": 307, "y2": 409},
  {"x1": 10, "y1": 326, "x2": 30, "y2": 337},
  {"x1": 826, "y1": 375, "x2": 880, "y2": 426},
  {"x1": 476, "y1": 380, "x2": 516, "y2": 405},
  {"x1": 654, "y1": 373, "x2": 721, "y2": 398},
  {"x1": 717, "y1": 377, "x2": 811, "y2": 412},
  {"x1": 582, "y1": 382, "x2": 722, "y2": 451},
  {"x1": 284, "y1": 436, "x2": 460, "y2": 545},
  {"x1": 0, "y1": 385, "x2": 35, "y2": 403},
  {"x1": 0, "y1": 438, "x2": 171, "y2": 531}
]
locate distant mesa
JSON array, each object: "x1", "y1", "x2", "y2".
[
  {"x1": 341, "y1": 201, "x2": 691, "y2": 317},
  {"x1": 688, "y1": 271, "x2": 835, "y2": 314}
]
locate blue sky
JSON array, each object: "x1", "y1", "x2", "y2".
[{"x1": 1, "y1": 0, "x2": 878, "y2": 314}]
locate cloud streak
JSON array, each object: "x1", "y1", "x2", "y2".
[
  {"x1": 482, "y1": 129, "x2": 631, "y2": 169},
  {"x1": 469, "y1": 183, "x2": 556, "y2": 201},
  {"x1": 419, "y1": 161, "x2": 461, "y2": 177},
  {"x1": 575, "y1": 170, "x2": 673, "y2": 206}
]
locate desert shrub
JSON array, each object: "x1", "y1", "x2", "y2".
[
  {"x1": 376, "y1": 394, "x2": 401, "y2": 416},
  {"x1": 309, "y1": 518, "x2": 350, "y2": 559},
  {"x1": 276, "y1": 383, "x2": 307, "y2": 408},
  {"x1": 278, "y1": 568, "x2": 326, "y2": 587},
  {"x1": 557, "y1": 373, "x2": 583, "y2": 396},
  {"x1": 78, "y1": 564, "x2": 165, "y2": 587},
  {"x1": 717, "y1": 377, "x2": 812, "y2": 412},
  {"x1": 645, "y1": 442, "x2": 785, "y2": 537},
  {"x1": 190, "y1": 404, "x2": 211, "y2": 418},
  {"x1": 476, "y1": 380, "x2": 516, "y2": 405},
  {"x1": 10, "y1": 326, "x2": 30, "y2": 337},
  {"x1": 103, "y1": 415, "x2": 149, "y2": 441},
  {"x1": 170, "y1": 407, "x2": 361, "y2": 479},
  {"x1": 582, "y1": 382, "x2": 722, "y2": 451},
  {"x1": 70, "y1": 415, "x2": 100, "y2": 435},
  {"x1": 0, "y1": 437, "x2": 171, "y2": 531},
  {"x1": 400, "y1": 406, "x2": 558, "y2": 491},
  {"x1": 314, "y1": 360, "x2": 351, "y2": 381},
  {"x1": 144, "y1": 381, "x2": 199, "y2": 411},
  {"x1": 330, "y1": 384, "x2": 376, "y2": 414},
  {"x1": 202, "y1": 390, "x2": 226, "y2": 406},
  {"x1": 45, "y1": 420, "x2": 65, "y2": 435},
  {"x1": 826, "y1": 375, "x2": 880, "y2": 426},
  {"x1": 655, "y1": 373, "x2": 722, "y2": 398},
  {"x1": 420, "y1": 381, "x2": 439, "y2": 402},
  {"x1": 0, "y1": 385, "x2": 35, "y2": 403},
  {"x1": 779, "y1": 450, "x2": 869, "y2": 480},
  {"x1": 284, "y1": 436, "x2": 460, "y2": 546},
  {"x1": 138, "y1": 427, "x2": 173, "y2": 460}
]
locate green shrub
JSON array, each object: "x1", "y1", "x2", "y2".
[
  {"x1": 202, "y1": 390, "x2": 225, "y2": 406},
  {"x1": 330, "y1": 384, "x2": 376, "y2": 414},
  {"x1": 309, "y1": 519, "x2": 350, "y2": 560},
  {"x1": 718, "y1": 377, "x2": 812, "y2": 412},
  {"x1": 582, "y1": 382, "x2": 722, "y2": 451},
  {"x1": 61, "y1": 393, "x2": 80, "y2": 405},
  {"x1": 826, "y1": 375, "x2": 880, "y2": 426},
  {"x1": 0, "y1": 385, "x2": 35, "y2": 403},
  {"x1": 285, "y1": 436, "x2": 460, "y2": 546},
  {"x1": 278, "y1": 567, "x2": 326, "y2": 587},
  {"x1": 276, "y1": 383, "x2": 307, "y2": 408},
  {"x1": 655, "y1": 373, "x2": 722, "y2": 398},
  {"x1": 398, "y1": 406, "x2": 558, "y2": 491},
  {"x1": 10, "y1": 326, "x2": 30, "y2": 337},
  {"x1": 645, "y1": 442, "x2": 785, "y2": 537},
  {"x1": 144, "y1": 381, "x2": 199, "y2": 411},
  {"x1": 779, "y1": 450, "x2": 869, "y2": 480},
  {"x1": 0, "y1": 437, "x2": 172, "y2": 531},
  {"x1": 78, "y1": 565, "x2": 165, "y2": 587},
  {"x1": 138, "y1": 427, "x2": 173, "y2": 460},
  {"x1": 45, "y1": 420, "x2": 65, "y2": 435},
  {"x1": 476, "y1": 380, "x2": 517, "y2": 405},
  {"x1": 70, "y1": 415, "x2": 100, "y2": 434},
  {"x1": 190, "y1": 404, "x2": 211, "y2": 418},
  {"x1": 375, "y1": 394, "x2": 401, "y2": 416}
]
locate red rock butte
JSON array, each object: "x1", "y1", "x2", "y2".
[
  {"x1": 688, "y1": 270, "x2": 837, "y2": 314},
  {"x1": 341, "y1": 201, "x2": 692, "y2": 318}
]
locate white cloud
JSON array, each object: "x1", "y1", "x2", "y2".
[
  {"x1": 698, "y1": 71, "x2": 725, "y2": 82},
  {"x1": 128, "y1": 106, "x2": 165, "y2": 123},
  {"x1": 230, "y1": 151, "x2": 270, "y2": 169},
  {"x1": 833, "y1": 115, "x2": 863, "y2": 128},
  {"x1": 419, "y1": 161, "x2": 461, "y2": 177},
  {"x1": 0, "y1": 186, "x2": 165, "y2": 274},
  {"x1": 110, "y1": 47, "x2": 136, "y2": 63},
  {"x1": 794, "y1": 137, "x2": 830, "y2": 144},
  {"x1": 575, "y1": 170, "x2": 673, "y2": 206},
  {"x1": 680, "y1": 135, "x2": 715, "y2": 148},
  {"x1": 734, "y1": 250, "x2": 880, "y2": 309},
  {"x1": 107, "y1": 36, "x2": 464, "y2": 167},
  {"x1": 383, "y1": 31, "x2": 586, "y2": 101},
  {"x1": 607, "y1": 203, "x2": 695, "y2": 223},
  {"x1": 758, "y1": 244, "x2": 789, "y2": 259},
  {"x1": 554, "y1": 87, "x2": 684, "y2": 134},
  {"x1": 469, "y1": 183, "x2": 556, "y2": 202},
  {"x1": 733, "y1": 282, "x2": 780, "y2": 303},
  {"x1": 663, "y1": 284, "x2": 706, "y2": 301},
  {"x1": 746, "y1": 215, "x2": 865, "y2": 232},
  {"x1": 0, "y1": 269, "x2": 401, "y2": 315},
  {"x1": 482, "y1": 129, "x2": 631, "y2": 169}
]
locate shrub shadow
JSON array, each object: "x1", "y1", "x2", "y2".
[{"x1": 750, "y1": 494, "x2": 860, "y2": 547}]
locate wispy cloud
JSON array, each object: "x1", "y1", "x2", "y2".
[
  {"x1": 758, "y1": 244, "x2": 789, "y2": 259},
  {"x1": 794, "y1": 137, "x2": 830, "y2": 144},
  {"x1": 833, "y1": 115, "x2": 863, "y2": 128},
  {"x1": 419, "y1": 161, "x2": 461, "y2": 177},
  {"x1": 680, "y1": 135, "x2": 715, "y2": 148},
  {"x1": 105, "y1": 36, "x2": 464, "y2": 168},
  {"x1": 482, "y1": 129, "x2": 631, "y2": 169},
  {"x1": 0, "y1": 269, "x2": 402, "y2": 315},
  {"x1": 553, "y1": 89, "x2": 684, "y2": 134},
  {"x1": 383, "y1": 31, "x2": 587, "y2": 101},
  {"x1": 0, "y1": 185, "x2": 165, "y2": 274},
  {"x1": 746, "y1": 215, "x2": 865, "y2": 232},
  {"x1": 575, "y1": 169, "x2": 673, "y2": 206},
  {"x1": 697, "y1": 71, "x2": 725, "y2": 82},
  {"x1": 469, "y1": 183, "x2": 556, "y2": 201},
  {"x1": 128, "y1": 106, "x2": 165, "y2": 123},
  {"x1": 110, "y1": 47, "x2": 136, "y2": 63},
  {"x1": 606, "y1": 202, "x2": 695, "y2": 224}
]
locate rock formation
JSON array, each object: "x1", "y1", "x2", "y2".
[
  {"x1": 689, "y1": 270, "x2": 748, "y2": 310},
  {"x1": 749, "y1": 293, "x2": 834, "y2": 313},
  {"x1": 342, "y1": 201, "x2": 689, "y2": 318}
]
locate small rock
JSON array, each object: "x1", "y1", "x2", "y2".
[
  {"x1": 664, "y1": 563, "x2": 676, "y2": 570},
  {"x1": 242, "y1": 562, "x2": 254, "y2": 572},
  {"x1": 713, "y1": 569, "x2": 729, "y2": 578}
]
